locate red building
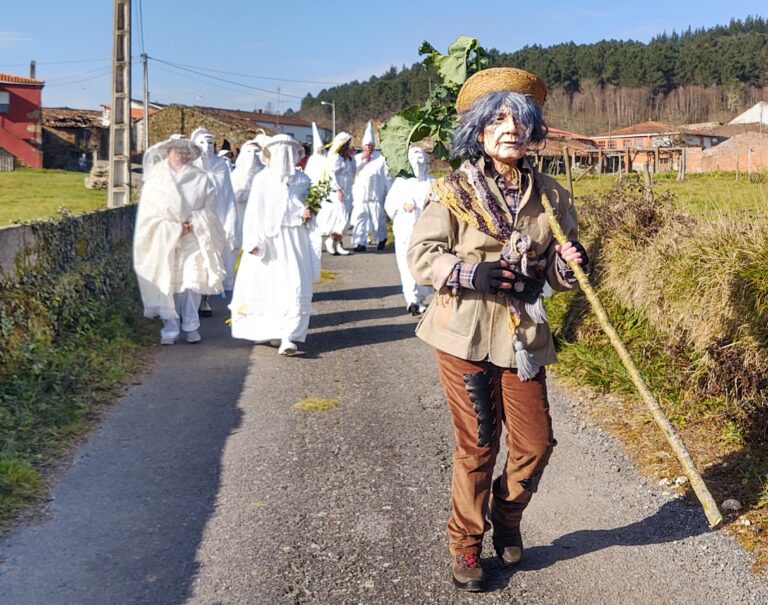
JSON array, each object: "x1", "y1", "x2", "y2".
[{"x1": 0, "y1": 72, "x2": 45, "y2": 169}]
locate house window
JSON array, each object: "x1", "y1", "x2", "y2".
[{"x1": 0, "y1": 91, "x2": 9, "y2": 113}]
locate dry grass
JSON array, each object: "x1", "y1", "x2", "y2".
[
  {"x1": 549, "y1": 178, "x2": 768, "y2": 570},
  {"x1": 292, "y1": 397, "x2": 339, "y2": 412}
]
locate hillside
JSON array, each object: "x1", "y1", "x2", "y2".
[{"x1": 300, "y1": 16, "x2": 768, "y2": 135}]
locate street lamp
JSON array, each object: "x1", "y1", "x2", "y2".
[{"x1": 320, "y1": 100, "x2": 335, "y2": 140}]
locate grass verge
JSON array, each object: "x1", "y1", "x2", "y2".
[{"x1": 549, "y1": 178, "x2": 768, "y2": 569}]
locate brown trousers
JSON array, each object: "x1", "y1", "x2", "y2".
[{"x1": 435, "y1": 349, "x2": 555, "y2": 555}]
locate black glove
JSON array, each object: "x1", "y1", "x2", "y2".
[
  {"x1": 558, "y1": 241, "x2": 590, "y2": 274},
  {"x1": 471, "y1": 260, "x2": 514, "y2": 295}
]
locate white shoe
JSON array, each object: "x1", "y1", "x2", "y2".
[
  {"x1": 335, "y1": 243, "x2": 351, "y2": 256},
  {"x1": 269, "y1": 339, "x2": 280, "y2": 347},
  {"x1": 160, "y1": 336, "x2": 176, "y2": 345},
  {"x1": 186, "y1": 330, "x2": 201, "y2": 344},
  {"x1": 418, "y1": 303, "x2": 428, "y2": 314},
  {"x1": 278, "y1": 340, "x2": 298, "y2": 356},
  {"x1": 324, "y1": 238, "x2": 334, "y2": 254}
]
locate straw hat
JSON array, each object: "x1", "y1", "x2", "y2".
[{"x1": 456, "y1": 67, "x2": 547, "y2": 113}]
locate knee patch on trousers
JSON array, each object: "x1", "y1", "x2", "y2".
[{"x1": 463, "y1": 370, "x2": 496, "y2": 447}]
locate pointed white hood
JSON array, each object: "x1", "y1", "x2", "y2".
[
  {"x1": 362, "y1": 121, "x2": 375, "y2": 146},
  {"x1": 311, "y1": 122, "x2": 325, "y2": 154}
]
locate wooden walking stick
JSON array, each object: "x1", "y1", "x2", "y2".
[{"x1": 539, "y1": 187, "x2": 723, "y2": 528}]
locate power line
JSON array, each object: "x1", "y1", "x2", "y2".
[
  {"x1": 0, "y1": 58, "x2": 113, "y2": 68},
  {"x1": 154, "y1": 59, "x2": 342, "y2": 86},
  {"x1": 150, "y1": 62, "x2": 277, "y2": 104},
  {"x1": 44, "y1": 67, "x2": 112, "y2": 88},
  {"x1": 147, "y1": 56, "x2": 307, "y2": 100}
]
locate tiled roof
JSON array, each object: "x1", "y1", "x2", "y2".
[
  {"x1": 42, "y1": 107, "x2": 103, "y2": 128},
  {"x1": 593, "y1": 120, "x2": 679, "y2": 138},
  {"x1": 0, "y1": 72, "x2": 44, "y2": 86},
  {"x1": 547, "y1": 127, "x2": 596, "y2": 145}
]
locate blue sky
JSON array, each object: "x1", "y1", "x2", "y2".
[{"x1": 0, "y1": 1, "x2": 762, "y2": 113}]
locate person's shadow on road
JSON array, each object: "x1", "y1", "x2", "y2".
[{"x1": 484, "y1": 499, "x2": 710, "y2": 591}]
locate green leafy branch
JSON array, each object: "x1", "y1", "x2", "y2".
[
  {"x1": 304, "y1": 178, "x2": 331, "y2": 224},
  {"x1": 380, "y1": 35, "x2": 489, "y2": 177}
]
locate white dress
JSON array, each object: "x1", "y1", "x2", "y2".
[
  {"x1": 384, "y1": 175, "x2": 434, "y2": 307},
  {"x1": 351, "y1": 150, "x2": 391, "y2": 246},
  {"x1": 315, "y1": 152, "x2": 354, "y2": 236},
  {"x1": 229, "y1": 170, "x2": 315, "y2": 343},
  {"x1": 195, "y1": 154, "x2": 238, "y2": 290}
]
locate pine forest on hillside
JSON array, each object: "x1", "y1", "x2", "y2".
[{"x1": 299, "y1": 16, "x2": 768, "y2": 135}]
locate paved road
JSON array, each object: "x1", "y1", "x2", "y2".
[{"x1": 1, "y1": 248, "x2": 767, "y2": 604}]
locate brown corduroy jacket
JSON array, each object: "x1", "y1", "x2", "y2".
[{"x1": 406, "y1": 158, "x2": 580, "y2": 368}]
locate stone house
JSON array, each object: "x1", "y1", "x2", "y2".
[
  {"x1": 41, "y1": 107, "x2": 107, "y2": 170},
  {"x1": 143, "y1": 104, "x2": 276, "y2": 160}
]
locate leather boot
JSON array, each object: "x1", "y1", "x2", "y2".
[
  {"x1": 491, "y1": 485, "x2": 528, "y2": 566},
  {"x1": 452, "y1": 552, "x2": 484, "y2": 592}
]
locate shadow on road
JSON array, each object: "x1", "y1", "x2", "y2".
[
  {"x1": 303, "y1": 322, "x2": 417, "y2": 355},
  {"x1": 484, "y1": 499, "x2": 709, "y2": 591},
  {"x1": 0, "y1": 297, "x2": 248, "y2": 605},
  {"x1": 313, "y1": 284, "x2": 402, "y2": 302},
  {"x1": 310, "y1": 305, "x2": 409, "y2": 329}
]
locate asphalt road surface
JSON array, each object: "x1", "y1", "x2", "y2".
[{"x1": 1, "y1": 248, "x2": 767, "y2": 604}]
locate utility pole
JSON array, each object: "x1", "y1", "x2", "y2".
[
  {"x1": 142, "y1": 52, "x2": 149, "y2": 153},
  {"x1": 108, "y1": 0, "x2": 131, "y2": 208}
]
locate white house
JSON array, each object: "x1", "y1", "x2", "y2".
[{"x1": 729, "y1": 101, "x2": 768, "y2": 126}]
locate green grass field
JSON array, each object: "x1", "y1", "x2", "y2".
[
  {"x1": 557, "y1": 172, "x2": 768, "y2": 217},
  {"x1": 2, "y1": 169, "x2": 764, "y2": 227},
  {"x1": 0, "y1": 168, "x2": 108, "y2": 226}
]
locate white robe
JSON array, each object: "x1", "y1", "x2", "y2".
[
  {"x1": 315, "y1": 152, "x2": 354, "y2": 236},
  {"x1": 351, "y1": 151, "x2": 391, "y2": 246},
  {"x1": 230, "y1": 155, "x2": 263, "y2": 251},
  {"x1": 133, "y1": 160, "x2": 227, "y2": 320},
  {"x1": 302, "y1": 151, "x2": 328, "y2": 271},
  {"x1": 384, "y1": 175, "x2": 434, "y2": 307},
  {"x1": 195, "y1": 154, "x2": 238, "y2": 289},
  {"x1": 229, "y1": 170, "x2": 315, "y2": 343}
]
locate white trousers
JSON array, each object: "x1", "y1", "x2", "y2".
[
  {"x1": 394, "y1": 234, "x2": 432, "y2": 306},
  {"x1": 351, "y1": 200, "x2": 387, "y2": 246},
  {"x1": 161, "y1": 291, "x2": 203, "y2": 339}
]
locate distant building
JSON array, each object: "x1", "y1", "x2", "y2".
[
  {"x1": 42, "y1": 107, "x2": 107, "y2": 170},
  {"x1": 101, "y1": 99, "x2": 163, "y2": 153},
  {"x1": 246, "y1": 110, "x2": 332, "y2": 146},
  {"x1": 0, "y1": 71, "x2": 45, "y2": 169},
  {"x1": 591, "y1": 120, "x2": 726, "y2": 150},
  {"x1": 729, "y1": 101, "x2": 768, "y2": 126}
]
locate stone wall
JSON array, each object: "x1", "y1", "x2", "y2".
[
  {"x1": 147, "y1": 105, "x2": 263, "y2": 154},
  {"x1": 0, "y1": 206, "x2": 136, "y2": 279}
]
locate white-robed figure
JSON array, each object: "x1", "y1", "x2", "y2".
[
  {"x1": 230, "y1": 138, "x2": 264, "y2": 247},
  {"x1": 303, "y1": 122, "x2": 327, "y2": 184},
  {"x1": 351, "y1": 121, "x2": 391, "y2": 252},
  {"x1": 303, "y1": 123, "x2": 328, "y2": 274},
  {"x1": 315, "y1": 131, "x2": 355, "y2": 256},
  {"x1": 229, "y1": 134, "x2": 315, "y2": 356},
  {"x1": 191, "y1": 127, "x2": 238, "y2": 299},
  {"x1": 133, "y1": 138, "x2": 227, "y2": 344},
  {"x1": 385, "y1": 146, "x2": 434, "y2": 315}
]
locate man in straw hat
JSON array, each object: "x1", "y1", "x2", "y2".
[
  {"x1": 351, "y1": 121, "x2": 391, "y2": 252},
  {"x1": 407, "y1": 67, "x2": 589, "y2": 592},
  {"x1": 228, "y1": 134, "x2": 316, "y2": 356}
]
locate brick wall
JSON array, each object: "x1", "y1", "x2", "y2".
[{"x1": 685, "y1": 132, "x2": 768, "y2": 173}]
